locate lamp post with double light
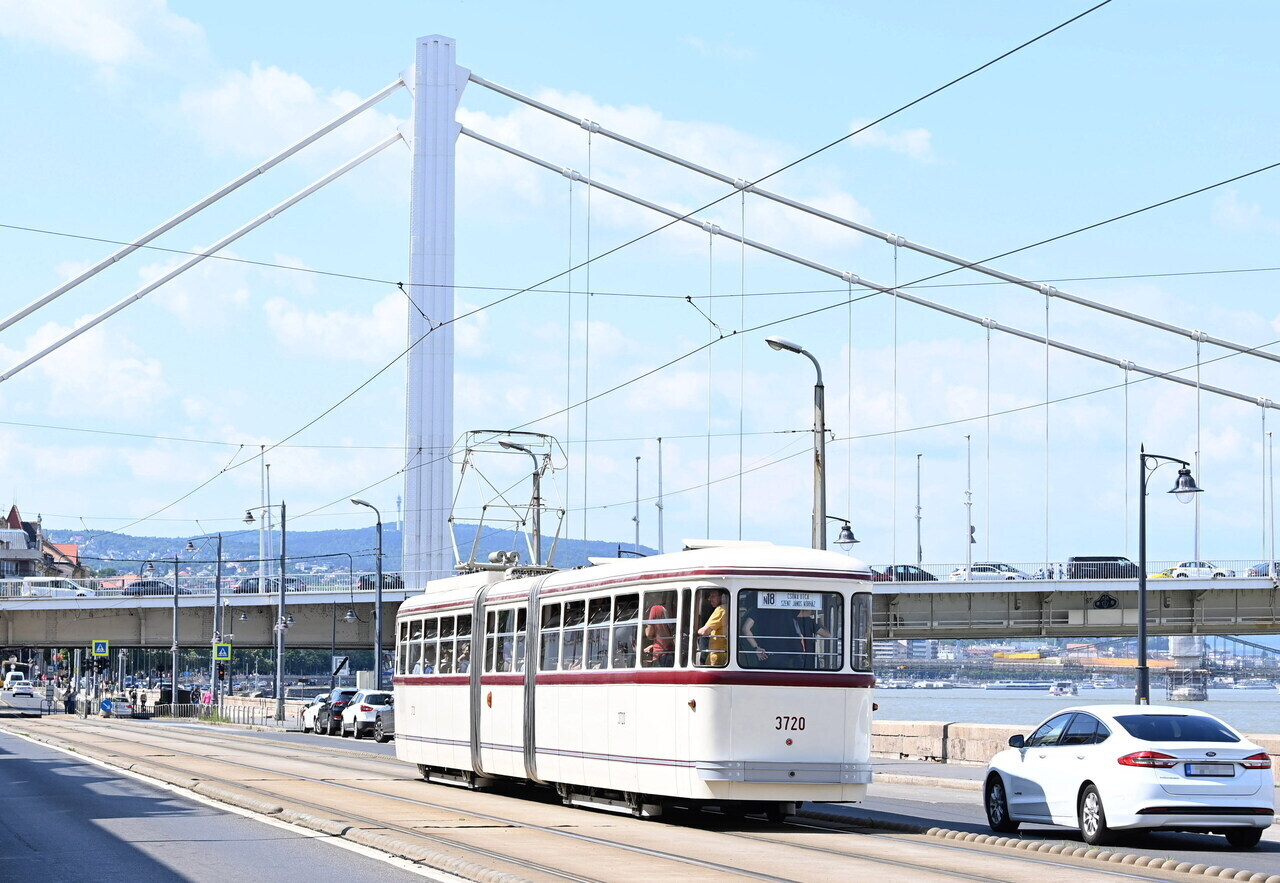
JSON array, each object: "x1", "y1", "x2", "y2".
[
  {"x1": 185, "y1": 533, "x2": 223, "y2": 706},
  {"x1": 1136, "y1": 446, "x2": 1202, "y2": 705},
  {"x1": 245, "y1": 502, "x2": 288, "y2": 720},
  {"x1": 766, "y1": 336, "x2": 828, "y2": 550},
  {"x1": 351, "y1": 498, "x2": 384, "y2": 690}
]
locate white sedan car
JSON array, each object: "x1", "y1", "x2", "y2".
[
  {"x1": 985, "y1": 705, "x2": 1273, "y2": 848},
  {"x1": 339, "y1": 689, "x2": 394, "y2": 739},
  {"x1": 949, "y1": 563, "x2": 1030, "y2": 581},
  {"x1": 299, "y1": 693, "x2": 329, "y2": 733},
  {"x1": 1170, "y1": 560, "x2": 1235, "y2": 579}
]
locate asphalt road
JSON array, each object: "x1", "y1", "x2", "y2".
[
  {"x1": 0, "y1": 726, "x2": 435, "y2": 881},
  {"x1": 846, "y1": 776, "x2": 1280, "y2": 876}
]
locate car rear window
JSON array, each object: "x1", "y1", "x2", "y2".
[
  {"x1": 1113, "y1": 714, "x2": 1239, "y2": 743},
  {"x1": 364, "y1": 693, "x2": 392, "y2": 704}
]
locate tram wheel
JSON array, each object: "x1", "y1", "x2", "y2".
[
  {"x1": 764, "y1": 803, "x2": 792, "y2": 824},
  {"x1": 417, "y1": 764, "x2": 430, "y2": 780}
]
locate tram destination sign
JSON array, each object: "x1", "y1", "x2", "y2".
[{"x1": 757, "y1": 591, "x2": 820, "y2": 610}]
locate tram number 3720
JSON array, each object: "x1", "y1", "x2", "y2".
[{"x1": 775, "y1": 715, "x2": 806, "y2": 731}]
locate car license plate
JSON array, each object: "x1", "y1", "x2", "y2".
[{"x1": 1185, "y1": 763, "x2": 1234, "y2": 777}]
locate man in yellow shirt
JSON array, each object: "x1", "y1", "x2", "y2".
[{"x1": 697, "y1": 589, "x2": 728, "y2": 666}]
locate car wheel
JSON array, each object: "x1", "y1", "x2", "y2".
[
  {"x1": 351, "y1": 722, "x2": 361, "y2": 739},
  {"x1": 1225, "y1": 828, "x2": 1263, "y2": 848},
  {"x1": 984, "y1": 776, "x2": 1019, "y2": 833},
  {"x1": 302, "y1": 718, "x2": 311, "y2": 733},
  {"x1": 1175, "y1": 573, "x2": 1188, "y2": 578},
  {"x1": 1078, "y1": 785, "x2": 1115, "y2": 846},
  {"x1": 1211, "y1": 572, "x2": 1224, "y2": 579},
  {"x1": 375, "y1": 719, "x2": 391, "y2": 743}
]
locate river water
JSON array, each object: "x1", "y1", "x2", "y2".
[{"x1": 874, "y1": 687, "x2": 1280, "y2": 735}]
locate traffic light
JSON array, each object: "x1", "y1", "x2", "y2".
[{"x1": 216, "y1": 663, "x2": 227, "y2": 678}]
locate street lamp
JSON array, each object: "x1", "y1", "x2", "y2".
[
  {"x1": 826, "y1": 516, "x2": 858, "y2": 551},
  {"x1": 245, "y1": 501, "x2": 288, "y2": 720},
  {"x1": 351, "y1": 498, "x2": 384, "y2": 690},
  {"x1": 186, "y1": 533, "x2": 224, "y2": 706},
  {"x1": 499, "y1": 440, "x2": 543, "y2": 566},
  {"x1": 766, "y1": 335, "x2": 827, "y2": 550},
  {"x1": 1136, "y1": 445, "x2": 1203, "y2": 705}
]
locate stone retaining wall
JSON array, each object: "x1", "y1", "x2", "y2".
[{"x1": 873, "y1": 719, "x2": 1280, "y2": 764}]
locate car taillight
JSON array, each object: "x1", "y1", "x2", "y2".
[
  {"x1": 360, "y1": 704, "x2": 373, "y2": 712},
  {"x1": 1241, "y1": 753, "x2": 1272, "y2": 770},
  {"x1": 1117, "y1": 751, "x2": 1179, "y2": 768}
]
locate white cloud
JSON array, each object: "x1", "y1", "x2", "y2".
[
  {"x1": 262, "y1": 291, "x2": 405, "y2": 361},
  {"x1": 1211, "y1": 189, "x2": 1280, "y2": 235},
  {"x1": 679, "y1": 36, "x2": 756, "y2": 62},
  {"x1": 0, "y1": 0, "x2": 204, "y2": 73},
  {"x1": 847, "y1": 117, "x2": 936, "y2": 163},
  {"x1": 0, "y1": 317, "x2": 168, "y2": 417},
  {"x1": 177, "y1": 63, "x2": 405, "y2": 167}
]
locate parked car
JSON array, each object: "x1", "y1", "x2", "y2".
[
  {"x1": 101, "y1": 695, "x2": 134, "y2": 718},
  {"x1": 299, "y1": 692, "x2": 330, "y2": 732},
  {"x1": 1170, "y1": 560, "x2": 1235, "y2": 579},
  {"x1": 122, "y1": 579, "x2": 184, "y2": 596},
  {"x1": 871, "y1": 565, "x2": 938, "y2": 582},
  {"x1": 974, "y1": 562, "x2": 1033, "y2": 580},
  {"x1": 232, "y1": 576, "x2": 306, "y2": 594},
  {"x1": 357, "y1": 572, "x2": 405, "y2": 591},
  {"x1": 1067, "y1": 556, "x2": 1139, "y2": 579},
  {"x1": 373, "y1": 706, "x2": 395, "y2": 743},
  {"x1": 984, "y1": 705, "x2": 1274, "y2": 848},
  {"x1": 339, "y1": 689, "x2": 393, "y2": 739},
  {"x1": 949, "y1": 564, "x2": 1030, "y2": 581},
  {"x1": 311, "y1": 688, "x2": 359, "y2": 735},
  {"x1": 1246, "y1": 561, "x2": 1280, "y2": 577},
  {"x1": 1148, "y1": 567, "x2": 1176, "y2": 579}
]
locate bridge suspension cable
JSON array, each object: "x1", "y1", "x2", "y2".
[
  {"x1": 470, "y1": 73, "x2": 1280, "y2": 367},
  {"x1": 0, "y1": 134, "x2": 403, "y2": 384},
  {"x1": 461, "y1": 125, "x2": 1280, "y2": 414},
  {"x1": 0, "y1": 80, "x2": 404, "y2": 338}
]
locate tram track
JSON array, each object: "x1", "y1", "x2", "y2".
[{"x1": 4, "y1": 717, "x2": 1234, "y2": 883}]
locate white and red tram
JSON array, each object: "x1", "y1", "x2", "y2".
[{"x1": 392, "y1": 540, "x2": 875, "y2": 818}]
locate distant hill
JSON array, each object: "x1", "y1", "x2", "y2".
[{"x1": 48, "y1": 525, "x2": 656, "y2": 576}]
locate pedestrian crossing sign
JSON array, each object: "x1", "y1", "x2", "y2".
[
  {"x1": 214, "y1": 643, "x2": 232, "y2": 661},
  {"x1": 92, "y1": 640, "x2": 109, "y2": 657}
]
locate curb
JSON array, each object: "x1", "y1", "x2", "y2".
[{"x1": 799, "y1": 808, "x2": 1280, "y2": 882}]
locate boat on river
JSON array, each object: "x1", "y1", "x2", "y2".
[
  {"x1": 1049, "y1": 680, "x2": 1077, "y2": 696},
  {"x1": 983, "y1": 681, "x2": 1051, "y2": 691}
]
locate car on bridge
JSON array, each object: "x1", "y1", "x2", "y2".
[
  {"x1": 1170, "y1": 560, "x2": 1235, "y2": 579},
  {"x1": 949, "y1": 563, "x2": 1031, "y2": 581},
  {"x1": 20, "y1": 577, "x2": 95, "y2": 597},
  {"x1": 871, "y1": 565, "x2": 938, "y2": 582},
  {"x1": 356, "y1": 572, "x2": 405, "y2": 591},
  {"x1": 122, "y1": 579, "x2": 185, "y2": 596},
  {"x1": 231, "y1": 576, "x2": 307, "y2": 593},
  {"x1": 984, "y1": 705, "x2": 1274, "y2": 848},
  {"x1": 1246, "y1": 561, "x2": 1280, "y2": 577},
  {"x1": 1067, "y1": 556, "x2": 1139, "y2": 579}
]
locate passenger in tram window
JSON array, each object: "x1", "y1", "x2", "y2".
[
  {"x1": 560, "y1": 627, "x2": 584, "y2": 670},
  {"x1": 456, "y1": 641, "x2": 471, "y2": 672},
  {"x1": 786, "y1": 608, "x2": 831, "y2": 670},
  {"x1": 422, "y1": 644, "x2": 437, "y2": 675},
  {"x1": 642, "y1": 605, "x2": 674, "y2": 667},
  {"x1": 438, "y1": 647, "x2": 454, "y2": 674},
  {"x1": 738, "y1": 603, "x2": 771, "y2": 667},
  {"x1": 696, "y1": 588, "x2": 728, "y2": 666}
]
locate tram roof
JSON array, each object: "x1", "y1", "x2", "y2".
[{"x1": 399, "y1": 541, "x2": 871, "y2": 614}]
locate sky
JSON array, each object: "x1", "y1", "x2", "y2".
[{"x1": 2, "y1": 1, "x2": 1280, "y2": 575}]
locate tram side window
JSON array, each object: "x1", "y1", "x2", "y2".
[
  {"x1": 679, "y1": 588, "x2": 692, "y2": 667},
  {"x1": 456, "y1": 613, "x2": 472, "y2": 672},
  {"x1": 586, "y1": 597, "x2": 612, "y2": 669},
  {"x1": 540, "y1": 603, "x2": 561, "y2": 670},
  {"x1": 561, "y1": 600, "x2": 585, "y2": 670},
  {"x1": 641, "y1": 590, "x2": 677, "y2": 668},
  {"x1": 693, "y1": 587, "x2": 729, "y2": 667},
  {"x1": 514, "y1": 607, "x2": 528, "y2": 673},
  {"x1": 612, "y1": 593, "x2": 639, "y2": 668},
  {"x1": 397, "y1": 621, "x2": 410, "y2": 675},
  {"x1": 407, "y1": 617, "x2": 424, "y2": 674},
  {"x1": 420, "y1": 616, "x2": 437, "y2": 674},
  {"x1": 437, "y1": 616, "x2": 456, "y2": 674},
  {"x1": 736, "y1": 589, "x2": 844, "y2": 671},
  {"x1": 850, "y1": 593, "x2": 873, "y2": 672}
]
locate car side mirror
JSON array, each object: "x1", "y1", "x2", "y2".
[{"x1": 1008, "y1": 734, "x2": 1025, "y2": 749}]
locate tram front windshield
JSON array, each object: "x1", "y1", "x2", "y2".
[{"x1": 737, "y1": 589, "x2": 844, "y2": 671}]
